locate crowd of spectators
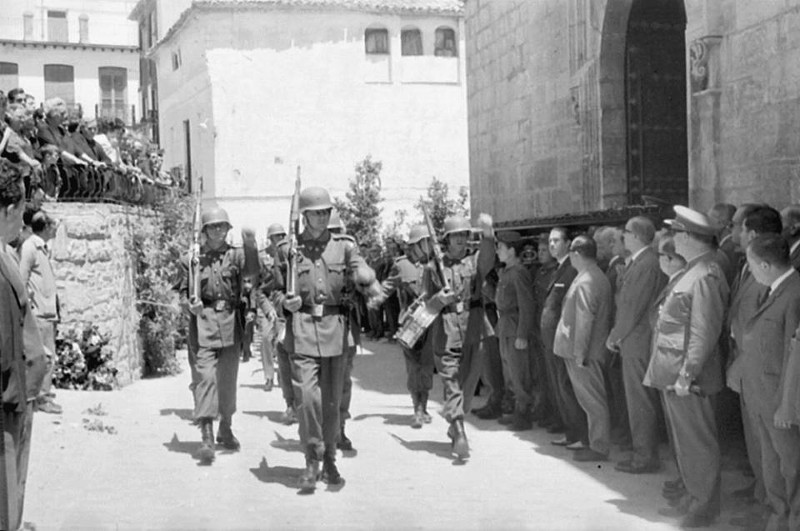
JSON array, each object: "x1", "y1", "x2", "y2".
[
  {"x1": 0, "y1": 87, "x2": 184, "y2": 206},
  {"x1": 455, "y1": 202, "x2": 800, "y2": 529}
]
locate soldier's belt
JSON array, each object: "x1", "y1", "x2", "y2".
[
  {"x1": 298, "y1": 304, "x2": 344, "y2": 318},
  {"x1": 204, "y1": 300, "x2": 234, "y2": 312},
  {"x1": 441, "y1": 300, "x2": 483, "y2": 314}
]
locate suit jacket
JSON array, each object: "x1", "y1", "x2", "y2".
[
  {"x1": 540, "y1": 257, "x2": 577, "y2": 352},
  {"x1": 607, "y1": 247, "x2": 666, "y2": 359},
  {"x1": 495, "y1": 263, "x2": 536, "y2": 340},
  {"x1": 644, "y1": 251, "x2": 729, "y2": 393},
  {"x1": 738, "y1": 271, "x2": 800, "y2": 418},
  {"x1": 791, "y1": 239, "x2": 800, "y2": 275},
  {"x1": 726, "y1": 264, "x2": 766, "y2": 391},
  {"x1": 553, "y1": 263, "x2": 612, "y2": 363},
  {"x1": 717, "y1": 235, "x2": 739, "y2": 287}
]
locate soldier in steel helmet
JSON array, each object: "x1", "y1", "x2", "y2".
[
  {"x1": 275, "y1": 186, "x2": 382, "y2": 492},
  {"x1": 376, "y1": 224, "x2": 436, "y2": 427},
  {"x1": 423, "y1": 213, "x2": 495, "y2": 460},
  {"x1": 177, "y1": 206, "x2": 259, "y2": 464}
]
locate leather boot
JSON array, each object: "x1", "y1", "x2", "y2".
[
  {"x1": 216, "y1": 417, "x2": 241, "y2": 451},
  {"x1": 321, "y1": 451, "x2": 342, "y2": 485},
  {"x1": 411, "y1": 393, "x2": 423, "y2": 429},
  {"x1": 197, "y1": 419, "x2": 215, "y2": 463},
  {"x1": 448, "y1": 419, "x2": 470, "y2": 459},
  {"x1": 298, "y1": 459, "x2": 320, "y2": 492},
  {"x1": 336, "y1": 424, "x2": 353, "y2": 451},
  {"x1": 419, "y1": 391, "x2": 432, "y2": 423},
  {"x1": 509, "y1": 407, "x2": 533, "y2": 431}
]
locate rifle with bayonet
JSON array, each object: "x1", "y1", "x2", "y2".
[
  {"x1": 286, "y1": 166, "x2": 301, "y2": 297},
  {"x1": 188, "y1": 192, "x2": 202, "y2": 306}
]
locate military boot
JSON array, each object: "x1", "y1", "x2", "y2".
[
  {"x1": 509, "y1": 407, "x2": 533, "y2": 431},
  {"x1": 298, "y1": 459, "x2": 320, "y2": 492},
  {"x1": 336, "y1": 423, "x2": 353, "y2": 451},
  {"x1": 321, "y1": 451, "x2": 342, "y2": 485},
  {"x1": 196, "y1": 419, "x2": 215, "y2": 464},
  {"x1": 419, "y1": 391, "x2": 432, "y2": 423},
  {"x1": 216, "y1": 417, "x2": 241, "y2": 451},
  {"x1": 447, "y1": 419, "x2": 470, "y2": 459},
  {"x1": 411, "y1": 393, "x2": 423, "y2": 429}
]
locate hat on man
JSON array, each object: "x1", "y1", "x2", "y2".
[
  {"x1": 665, "y1": 205, "x2": 718, "y2": 237},
  {"x1": 496, "y1": 231, "x2": 523, "y2": 244}
]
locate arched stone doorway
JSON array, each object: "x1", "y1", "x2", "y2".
[{"x1": 599, "y1": 0, "x2": 688, "y2": 207}]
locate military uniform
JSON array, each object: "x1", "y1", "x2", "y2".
[{"x1": 276, "y1": 228, "x2": 376, "y2": 482}]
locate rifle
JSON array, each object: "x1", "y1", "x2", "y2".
[
  {"x1": 422, "y1": 204, "x2": 451, "y2": 292},
  {"x1": 188, "y1": 193, "x2": 202, "y2": 305},
  {"x1": 286, "y1": 166, "x2": 301, "y2": 297}
]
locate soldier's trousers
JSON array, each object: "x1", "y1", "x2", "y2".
[
  {"x1": 276, "y1": 342, "x2": 295, "y2": 409},
  {"x1": 189, "y1": 344, "x2": 240, "y2": 420},
  {"x1": 436, "y1": 340, "x2": 485, "y2": 422},
  {"x1": 339, "y1": 347, "x2": 357, "y2": 423},
  {"x1": 257, "y1": 313, "x2": 276, "y2": 384},
  {"x1": 402, "y1": 339, "x2": 434, "y2": 394},
  {"x1": 291, "y1": 353, "x2": 346, "y2": 461},
  {"x1": 0, "y1": 403, "x2": 33, "y2": 531},
  {"x1": 661, "y1": 390, "x2": 721, "y2": 518},
  {"x1": 482, "y1": 336, "x2": 505, "y2": 409}
]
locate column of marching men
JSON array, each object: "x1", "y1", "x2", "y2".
[{"x1": 174, "y1": 187, "x2": 800, "y2": 529}]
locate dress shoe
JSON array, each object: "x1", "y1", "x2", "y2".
[
  {"x1": 216, "y1": 419, "x2": 241, "y2": 451},
  {"x1": 566, "y1": 440, "x2": 587, "y2": 451},
  {"x1": 473, "y1": 403, "x2": 502, "y2": 420},
  {"x1": 448, "y1": 419, "x2": 469, "y2": 459},
  {"x1": 572, "y1": 448, "x2": 608, "y2": 462},
  {"x1": 321, "y1": 454, "x2": 342, "y2": 485},
  {"x1": 35, "y1": 398, "x2": 63, "y2": 415},
  {"x1": 337, "y1": 426, "x2": 353, "y2": 451},
  {"x1": 196, "y1": 419, "x2": 215, "y2": 463},
  {"x1": 615, "y1": 459, "x2": 660, "y2": 474},
  {"x1": 546, "y1": 423, "x2": 565, "y2": 434},
  {"x1": 551, "y1": 436, "x2": 575, "y2": 447},
  {"x1": 299, "y1": 460, "x2": 320, "y2": 492},
  {"x1": 509, "y1": 417, "x2": 533, "y2": 431}
]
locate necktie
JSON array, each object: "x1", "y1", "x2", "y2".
[{"x1": 759, "y1": 287, "x2": 771, "y2": 307}]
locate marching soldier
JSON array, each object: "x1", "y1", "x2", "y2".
[
  {"x1": 423, "y1": 214, "x2": 495, "y2": 460},
  {"x1": 383, "y1": 224, "x2": 435, "y2": 427},
  {"x1": 275, "y1": 186, "x2": 381, "y2": 492},
  {"x1": 178, "y1": 206, "x2": 259, "y2": 464}
]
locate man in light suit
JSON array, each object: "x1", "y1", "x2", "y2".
[
  {"x1": 607, "y1": 216, "x2": 666, "y2": 473},
  {"x1": 553, "y1": 235, "x2": 613, "y2": 462},
  {"x1": 540, "y1": 227, "x2": 586, "y2": 447},
  {"x1": 644, "y1": 206, "x2": 729, "y2": 528},
  {"x1": 740, "y1": 233, "x2": 800, "y2": 531}
]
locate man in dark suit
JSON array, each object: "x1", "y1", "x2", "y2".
[
  {"x1": 553, "y1": 236, "x2": 613, "y2": 462},
  {"x1": 607, "y1": 216, "x2": 666, "y2": 473},
  {"x1": 728, "y1": 205, "x2": 783, "y2": 511},
  {"x1": 644, "y1": 206, "x2": 729, "y2": 528},
  {"x1": 740, "y1": 233, "x2": 800, "y2": 531},
  {"x1": 781, "y1": 204, "x2": 800, "y2": 273},
  {"x1": 540, "y1": 227, "x2": 586, "y2": 447},
  {"x1": 708, "y1": 203, "x2": 738, "y2": 286}
]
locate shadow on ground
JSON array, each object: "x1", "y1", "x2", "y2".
[
  {"x1": 159, "y1": 408, "x2": 194, "y2": 422},
  {"x1": 241, "y1": 410, "x2": 287, "y2": 424},
  {"x1": 250, "y1": 457, "x2": 303, "y2": 490},
  {"x1": 351, "y1": 412, "x2": 411, "y2": 426}
]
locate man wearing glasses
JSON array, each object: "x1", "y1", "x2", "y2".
[{"x1": 644, "y1": 205, "x2": 729, "y2": 528}]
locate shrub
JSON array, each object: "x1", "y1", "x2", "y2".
[{"x1": 53, "y1": 324, "x2": 118, "y2": 391}]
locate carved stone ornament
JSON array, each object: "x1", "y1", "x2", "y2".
[{"x1": 689, "y1": 36, "x2": 722, "y2": 94}]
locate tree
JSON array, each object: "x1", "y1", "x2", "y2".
[
  {"x1": 333, "y1": 156, "x2": 384, "y2": 247},
  {"x1": 415, "y1": 176, "x2": 470, "y2": 236}
]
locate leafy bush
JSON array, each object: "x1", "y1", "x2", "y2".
[
  {"x1": 415, "y1": 176, "x2": 470, "y2": 236},
  {"x1": 131, "y1": 191, "x2": 193, "y2": 376},
  {"x1": 333, "y1": 156, "x2": 384, "y2": 248},
  {"x1": 54, "y1": 325, "x2": 118, "y2": 390}
]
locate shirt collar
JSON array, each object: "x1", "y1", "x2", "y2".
[
  {"x1": 791, "y1": 239, "x2": 800, "y2": 255},
  {"x1": 557, "y1": 254, "x2": 568, "y2": 266},
  {"x1": 629, "y1": 246, "x2": 647, "y2": 263},
  {"x1": 770, "y1": 268, "x2": 794, "y2": 294}
]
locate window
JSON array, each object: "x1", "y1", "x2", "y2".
[
  {"x1": 47, "y1": 10, "x2": 68, "y2": 42},
  {"x1": 171, "y1": 50, "x2": 181, "y2": 71},
  {"x1": 401, "y1": 28, "x2": 423, "y2": 56},
  {"x1": 23, "y1": 12, "x2": 34, "y2": 40},
  {"x1": 0, "y1": 63, "x2": 19, "y2": 94},
  {"x1": 148, "y1": 11, "x2": 158, "y2": 49},
  {"x1": 79, "y1": 14, "x2": 89, "y2": 43},
  {"x1": 365, "y1": 28, "x2": 389, "y2": 55},
  {"x1": 99, "y1": 67, "x2": 127, "y2": 122},
  {"x1": 434, "y1": 27, "x2": 457, "y2": 57},
  {"x1": 43, "y1": 64, "x2": 75, "y2": 106}
]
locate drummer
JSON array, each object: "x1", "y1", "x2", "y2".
[{"x1": 382, "y1": 225, "x2": 436, "y2": 427}]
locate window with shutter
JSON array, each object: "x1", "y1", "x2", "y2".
[
  {"x1": 44, "y1": 64, "x2": 75, "y2": 107},
  {"x1": 0, "y1": 63, "x2": 19, "y2": 94}
]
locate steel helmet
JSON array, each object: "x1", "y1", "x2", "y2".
[
  {"x1": 407, "y1": 224, "x2": 429, "y2": 245},
  {"x1": 201, "y1": 207, "x2": 231, "y2": 230},
  {"x1": 267, "y1": 223, "x2": 286, "y2": 238},
  {"x1": 299, "y1": 186, "x2": 333, "y2": 213},
  {"x1": 442, "y1": 215, "x2": 471, "y2": 237},
  {"x1": 328, "y1": 210, "x2": 345, "y2": 231}
]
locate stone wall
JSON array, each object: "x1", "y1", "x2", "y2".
[{"x1": 47, "y1": 202, "x2": 157, "y2": 386}]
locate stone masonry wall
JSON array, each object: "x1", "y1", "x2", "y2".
[{"x1": 47, "y1": 202, "x2": 157, "y2": 386}]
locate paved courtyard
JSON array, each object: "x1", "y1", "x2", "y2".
[{"x1": 26, "y1": 341, "x2": 747, "y2": 530}]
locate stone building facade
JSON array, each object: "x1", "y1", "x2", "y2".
[{"x1": 467, "y1": 0, "x2": 800, "y2": 223}]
